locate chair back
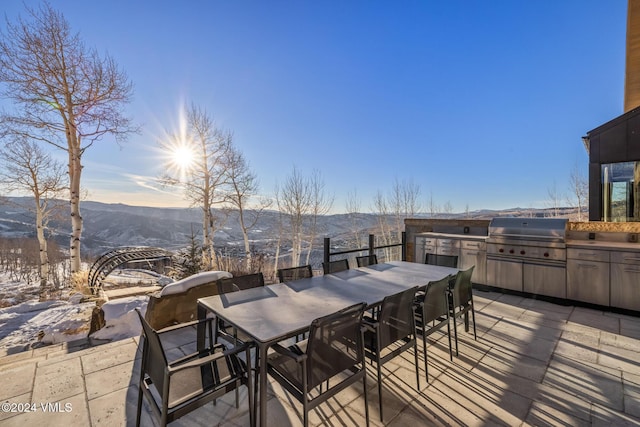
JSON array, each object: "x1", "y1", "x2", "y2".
[
  {"x1": 356, "y1": 254, "x2": 378, "y2": 267},
  {"x1": 422, "y1": 276, "x2": 451, "y2": 323},
  {"x1": 323, "y1": 259, "x2": 349, "y2": 274},
  {"x1": 306, "y1": 302, "x2": 366, "y2": 389},
  {"x1": 377, "y1": 287, "x2": 418, "y2": 349},
  {"x1": 218, "y1": 272, "x2": 265, "y2": 294},
  {"x1": 426, "y1": 254, "x2": 458, "y2": 268},
  {"x1": 451, "y1": 266, "x2": 475, "y2": 306},
  {"x1": 277, "y1": 265, "x2": 313, "y2": 282},
  {"x1": 135, "y1": 308, "x2": 168, "y2": 394}
]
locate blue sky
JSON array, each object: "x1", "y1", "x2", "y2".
[{"x1": 0, "y1": 1, "x2": 628, "y2": 213}]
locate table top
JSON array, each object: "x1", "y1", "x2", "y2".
[{"x1": 198, "y1": 261, "x2": 458, "y2": 346}]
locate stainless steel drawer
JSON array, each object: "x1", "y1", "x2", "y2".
[
  {"x1": 420, "y1": 238, "x2": 437, "y2": 246},
  {"x1": 610, "y1": 251, "x2": 640, "y2": 265},
  {"x1": 567, "y1": 248, "x2": 610, "y2": 263},
  {"x1": 437, "y1": 247, "x2": 459, "y2": 256},
  {"x1": 461, "y1": 240, "x2": 486, "y2": 250}
]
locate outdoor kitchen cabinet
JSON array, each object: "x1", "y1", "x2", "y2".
[
  {"x1": 414, "y1": 235, "x2": 461, "y2": 268},
  {"x1": 610, "y1": 251, "x2": 640, "y2": 311},
  {"x1": 566, "y1": 248, "x2": 610, "y2": 306},
  {"x1": 459, "y1": 240, "x2": 486, "y2": 284},
  {"x1": 523, "y1": 261, "x2": 566, "y2": 299},
  {"x1": 414, "y1": 236, "x2": 436, "y2": 265},
  {"x1": 486, "y1": 256, "x2": 523, "y2": 291}
]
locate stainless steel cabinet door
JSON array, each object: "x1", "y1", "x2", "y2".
[
  {"x1": 523, "y1": 262, "x2": 566, "y2": 299},
  {"x1": 611, "y1": 262, "x2": 640, "y2": 311},
  {"x1": 487, "y1": 258, "x2": 523, "y2": 291},
  {"x1": 566, "y1": 259, "x2": 610, "y2": 306},
  {"x1": 460, "y1": 248, "x2": 486, "y2": 285},
  {"x1": 415, "y1": 238, "x2": 425, "y2": 264}
]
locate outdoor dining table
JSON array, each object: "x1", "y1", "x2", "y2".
[{"x1": 197, "y1": 260, "x2": 459, "y2": 426}]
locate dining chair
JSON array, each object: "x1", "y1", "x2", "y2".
[
  {"x1": 449, "y1": 266, "x2": 477, "y2": 356},
  {"x1": 216, "y1": 273, "x2": 265, "y2": 344},
  {"x1": 322, "y1": 258, "x2": 349, "y2": 274},
  {"x1": 266, "y1": 302, "x2": 370, "y2": 427},
  {"x1": 135, "y1": 309, "x2": 254, "y2": 427},
  {"x1": 355, "y1": 254, "x2": 380, "y2": 318},
  {"x1": 356, "y1": 254, "x2": 378, "y2": 267},
  {"x1": 277, "y1": 264, "x2": 313, "y2": 282},
  {"x1": 217, "y1": 272, "x2": 265, "y2": 293},
  {"x1": 415, "y1": 276, "x2": 453, "y2": 381},
  {"x1": 363, "y1": 286, "x2": 420, "y2": 421},
  {"x1": 425, "y1": 253, "x2": 459, "y2": 268}
]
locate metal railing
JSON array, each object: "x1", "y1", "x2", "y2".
[{"x1": 323, "y1": 233, "x2": 406, "y2": 268}]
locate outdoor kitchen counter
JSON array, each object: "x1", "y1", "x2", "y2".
[{"x1": 566, "y1": 239, "x2": 640, "y2": 252}]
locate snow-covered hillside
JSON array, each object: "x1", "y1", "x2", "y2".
[{"x1": 0, "y1": 271, "x2": 150, "y2": 354}]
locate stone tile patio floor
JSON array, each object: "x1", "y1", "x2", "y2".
[{"x1": 1, "y1": 289, "x2": 640, "y2": 426}]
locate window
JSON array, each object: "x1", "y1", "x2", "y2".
[{"x1": 601, "y1": 161, "x2": 640, "y2": 222}]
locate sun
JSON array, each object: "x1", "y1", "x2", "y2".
[
  {"x1": 159, "y1": 139, "x2": 198, "y2": 181},
  {"x1": 171, "y1": 144, "x2": 196, "y2": 171}
]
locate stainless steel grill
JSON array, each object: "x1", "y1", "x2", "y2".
[
  {"x1": 486, "y1": 218, "x2": 568, "y2": 297},
  {"x1": 488, "y1": 217, "x2": 567, "y2": 247}
]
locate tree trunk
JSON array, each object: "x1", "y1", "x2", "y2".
[
  {"x1": 273, "y1": 239, "x2": 281, "y2": 281},
  {"x1": 35, "y1": 197, "x2": 50, "y2": 300},
  {"x1": 239, "y1": 210, "x2": 251, "y2": 271},
  {"x1": 202, "y1": 204, "x2": 212, "y2": 270},
  {"x1": 69, "y1": 143, "x2": 83, "y2": 273}
]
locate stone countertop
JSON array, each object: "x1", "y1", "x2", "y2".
[
  {"x1": 566, "y1": 239, "x2": 640, "y2": 252},
  {"x1": 416, "y1": 232, "x2": 487, "y2": 241}
]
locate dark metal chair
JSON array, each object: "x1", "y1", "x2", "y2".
[
  {"x1": 134, "y1": 309, "x2": 253, "y2": 427},
  {"x1": 217, "y1": 272, "x2": 265, "y2": 294},
  {"x1": 322, "y1": 258, "x2": 349, "y2": 274},
  {"x1": 266, "y1": 302, "x2": 370, "y2": 427},
  {"x1": 425, "y1": 253, "x2": 459, "y2": 268},
  {"x1": 277, "y1": 265, "x2": 313, "y2": 282},
  {"x1": 356, "y1": 254, "x2": 378, "y2": 267},
  {"x1": 363, "y1": 286, "x2": 420, "y2": 421},
  {"x1": 449, "y1": 266, "x2": 477, "y2": 356},
  {"x1": 415, "y1": 276, "x2": 453, "y2": 381},
  {"x1": 216, "y1": 273, "x2": 265, "y2": 344}
]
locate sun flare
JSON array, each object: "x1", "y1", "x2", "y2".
[
  {"x1": 171, "y1": 144, "x2": 196, "y2": 171},
  {"x1": 156, "y1": 137, "x2": 199, "y2": 183}
]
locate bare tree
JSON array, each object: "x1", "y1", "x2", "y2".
[
  {"x1": 567, "y1": 163, "x2": 588, "y2": 221},
  {"x1": 442, "y1": 201, "x2": 454, "y2": 218},
  {"x1": 0, "y1": 137, "x2": 65, "y2": 298},
  {"x1": 278, "y1": 166, "x2": 312, "y2": 267},
  {"x1": 390, "y1": 177, "x2": 421, "y2": 237},
  {"x1": 372, "y1": 190, "x2": 391, "y2": 251},
  {"x1": 161, "y1": 104, "x2": 231, "y2": 270},
  {"x1": 427, "y1": 191, "x2": 440, "y2": 218},
  {"x1": 304, "y1": 170, "x2": 333, "y2": 265},
  {"x1": 0, "y1": 3, "x2": 136, "y2": 273},
  {"x1": 224, "y1": 145, "x2": 271, "y2": 271},
  {"x1": 272, "y1": 185, "x2": 286, "y2": 278},
  {"x1": 546, "y1": 181, "x2": 563, "y2": 217},
  {"x1": 346, "y1": 189, "x2": 365, "y2": 248}
]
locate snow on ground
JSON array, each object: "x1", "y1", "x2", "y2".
[
  {"x1": 91, "y1": 296, "x2": 148, "y2": 341},
  {"x1": 0, "y1": 298, "x2": 95, "y2": 351},
  {"x1": 0, "y1": 270, "x2": 164, "y2": 354}
]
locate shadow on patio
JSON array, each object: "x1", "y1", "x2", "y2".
[{"x1": 1, "y1": 290, "x2": 639, "y2": 426}]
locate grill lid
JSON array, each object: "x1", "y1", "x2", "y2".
[{"x1": 488, "y1": 217, "x2": 567, "y2": 242}]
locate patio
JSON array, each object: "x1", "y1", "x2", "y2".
[{"x1": 1, "y1": 289, "x2": 639, "y2": 426}]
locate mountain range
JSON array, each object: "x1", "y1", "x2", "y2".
[{"x1": 0, "y1": 197, "x2": 578, "y2": 259}]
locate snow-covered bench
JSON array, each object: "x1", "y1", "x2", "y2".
[{"x1": 144, "y1": 271, "x2": 232, "y2": 330}]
